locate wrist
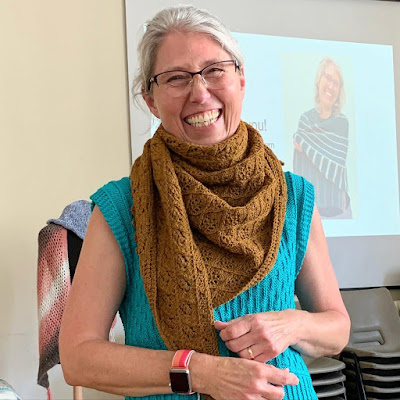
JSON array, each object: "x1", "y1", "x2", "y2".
[
  {"x1": 189, "y1": 352, "x2": 214, "y2": 394},
  {"x1": 169, "y1": 350, "x2": 196, "y2": 395},
  {"x1": 289, "y1": 308, "x2": 310, "y2": 346}
]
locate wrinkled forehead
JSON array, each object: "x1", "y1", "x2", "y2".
[{"x1": 153, "y1": 31, "x2": 229, "y2": 73}]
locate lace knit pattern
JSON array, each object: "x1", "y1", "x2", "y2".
[
  {"x1": 130, "y1": 122, "x2": 287, "y2": 358},
  {"x1": 37, "y1": 224, "x2": 71, "y2": 391},
  {"x1": 91, "y1": 171, "x2": 317, "y2": 400}
]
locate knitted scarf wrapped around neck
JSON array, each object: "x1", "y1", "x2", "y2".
[{"x1": 130, "y1": 121, "x2": 287, "y2": 358}]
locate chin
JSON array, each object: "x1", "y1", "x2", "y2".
[
  {"x1": 183, "y1": 127, "x2": 227, "y2": 146},
  {"x1": 190, "y1": 134, "x2": 225, "y2": 146}
]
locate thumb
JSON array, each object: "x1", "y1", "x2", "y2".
[{"x1": 214, "y1": 320, "x2": 229, "y2": 330}]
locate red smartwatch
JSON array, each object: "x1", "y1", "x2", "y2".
[{"x1": 169, "y1": 349, "x2": 196, "y2": 394}]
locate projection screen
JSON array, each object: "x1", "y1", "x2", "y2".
[{"x1": 124, "y1": 0, "x2": 400, "y2": 289}]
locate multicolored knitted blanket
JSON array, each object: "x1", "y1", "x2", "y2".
[
  {"x1": 37, "y1": 223, "x2": 71, "y2": 399},
  {"x1": 37, "y1": 200, "x2": 92, "y2": 399},
  {"x1": 37, "y1": 200, "x2": 117, "y2": 399}
]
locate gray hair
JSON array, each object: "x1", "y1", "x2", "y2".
[
  {"x1": 314, "y1": 56, "x2": 346, "y2": 116},
  {"x1": 132, "y1": 5, "x2": 244, "y2": 97}
]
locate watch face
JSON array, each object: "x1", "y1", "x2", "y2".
[{"x1": 170, "y1": 370, "x2": 191, "y2": 393}]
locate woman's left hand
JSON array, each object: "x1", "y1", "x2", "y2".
[{"x1": 215, "y1": 309, "x2": 304, "y2": 363}]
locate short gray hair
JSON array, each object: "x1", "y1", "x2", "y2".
[
  {"x1": 132, "y1": 5, "x2": 244, "y2": 97},
  {"x1": 314, "y1": 56, "x2": 346, "y2": 116}
]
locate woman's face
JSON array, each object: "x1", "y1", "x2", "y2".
[
  {"x1": 318, "y1": 63, "x2": 341, "y2": 115},
  {"x1": 143, "y1": 31, "x2": 246, "y2": 146}
]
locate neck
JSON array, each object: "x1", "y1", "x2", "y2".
[{"x1": 319, "y1": 105, "x2": 333, "y2": 120}]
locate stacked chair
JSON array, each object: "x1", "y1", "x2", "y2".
[
  {"x1": 303, "y1": 355, "x2": 347, "y2": 399},
  {"x1": 339, "y1": 287, "x2": 400, "y2": 400}
]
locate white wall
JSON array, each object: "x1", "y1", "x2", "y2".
[{"x1": 0, "y1": 1, "x2": 129, "y2": 398}]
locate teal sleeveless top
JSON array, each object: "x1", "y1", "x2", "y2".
[{"x1": 91, "y1": 171, "x2": 317, "y2": 400}]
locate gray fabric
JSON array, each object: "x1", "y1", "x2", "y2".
[{"x1": 47, "y1": 200, "x2": 91, "y2": 239}]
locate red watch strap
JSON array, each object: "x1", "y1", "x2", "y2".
[{"x1": 171, "y1": 349, "x2": 195, "y2": 368}]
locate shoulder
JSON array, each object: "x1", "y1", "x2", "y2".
[
  {"x1": 91, "y1": 177, "x2": 132, "y2": 209},
  {"x1": 285, "y1": 172, "x2": 315, "y2": 205},
  {"x1": 284, "y1": 172, "x2": 315, "y2": 273},
  {"x1": 301, "y1": 108, "x2": 318, "y2": 120},
  {"x1": 338, "y1": 112, "x2": 349, "y2": 126},
  {"x1": 298, "y1": 108, "x2": 318, "y2": 128},
  {"x1": 90, "y1": 178, "x2": 136, "y2": 276},
  {"x1": 330, "y1": 113, "x2": 349, "y2": 132},
  {"x1": 92, "y1": 177, "x2": 131, "y2": 200},
  {"x1": 284, "y1": 172, "x2": 315, "y2": 220},
  {"x1": 90, "y1": 177, "x2": 133, "y2": 232}
]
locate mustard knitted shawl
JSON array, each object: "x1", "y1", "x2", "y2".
[{"x1": 130, "y1": 121, "x2": 287, "y2": 357}]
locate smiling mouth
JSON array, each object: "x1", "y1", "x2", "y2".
[{"x1": 184, "y1": 109, "x2": 221, "y2": 127}]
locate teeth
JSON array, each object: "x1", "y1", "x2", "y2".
[{"x1": 186, "y1": 110, "x2": 220, "y2": 127}]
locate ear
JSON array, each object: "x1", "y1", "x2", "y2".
[
  {"x1": 142, "y1": 88, "x2": 160, "y2": 119},
  {"x1": 239, "y1": 65, "x2": 246, "y2": 99}
]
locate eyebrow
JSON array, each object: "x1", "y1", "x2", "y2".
[{"x1": 157, "y1": 58, "x2": 224, "y2": 74}]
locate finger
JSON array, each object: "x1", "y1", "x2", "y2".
[
  {"x1": 235, "y1": 349, "x2": 272, "y2": 364},
  {"x1": 236, "y1": 345, "x2": 256, "y2": 360},
  {"x1": 224, "y1": 333, "x2": 255, "y2": 354},
  {"x1": 236, "y1": 345, "x2": 265, "y2": 361},
  {"x1": 261, "y1": 385, "x2": 285, "y2": 400},
  {"x1": 253, "y1": 351, "x2": 275, "y2": 364},
  {"x1": 217, "y1": 318, "x2": 252, "y2": 341},
  {"x1": 234, "y1": 343, "x2": 282, "y2": 363},
  {"x1": 215, "y1": 313, "x2": 252, "y2": 327},
  {"x1": 248, "y1": 342, "x2": 281, "y2": 363},
  {"x1": 266, "y1": 367, "x2": 299, "y2": 387},
  {"x1": 214, "y1": 320, "x2": 228, "y2": 330}
]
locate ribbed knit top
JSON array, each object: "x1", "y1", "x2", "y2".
[{"x1": 90, "y1": 171, "x2": 317, "y2": 400}]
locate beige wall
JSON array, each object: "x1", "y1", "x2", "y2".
[
  {"x1": 0, "y1": 0, "x2": 130, "y2": 398},
  {"x1": 1, "y1": 1, "x2": 399, "y2": 399}
]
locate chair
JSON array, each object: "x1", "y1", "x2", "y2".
[
  {"x1": 303, "y1": 356, "x2": 347, "y2": 399},
  {"x1": 339, "y1": 287, "x2": 400, "y2": 399},
  {"x1": 341, "y1": 288, "x2": 400, "y2": 357}
]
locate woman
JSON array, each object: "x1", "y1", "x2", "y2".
[
  {"x1": 60, "y1": 6, "x2": 350, "y2": 400},
  {"x1": 293, "y1": 57, "x2": 351, "y2": 218}
]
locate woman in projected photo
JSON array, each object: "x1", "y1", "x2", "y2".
[{"x1": 293, "y1": 57, "x2": 351, "y2": 218}]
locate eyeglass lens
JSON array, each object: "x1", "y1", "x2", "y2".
[{"x1": 154, "y1": 61, "x2": 237, "y2": 96}]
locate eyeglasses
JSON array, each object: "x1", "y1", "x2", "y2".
[
  {"x1": 147, "y1": 59, "x2": 240, "y2": 93},
  {"x1": 322, "y1": 72, "x2": 341, "y2": 89}
]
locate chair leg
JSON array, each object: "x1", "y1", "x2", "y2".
[
  {"x1": 73, "y1": 386, "x2": 83, "y2": 400},
  {"x1": 340, "y1": 350, "x2": 366, "y2": 400}
]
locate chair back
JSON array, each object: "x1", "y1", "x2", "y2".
[{"x1": 341, "y1": 288, "x2": 400, "y2": 354}]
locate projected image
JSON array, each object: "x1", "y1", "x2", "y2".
[
  {"x1": 234, "y1": 32, "x2": 399, "y2": 237},
  {"x1": 292, "y1": 57, "x2": 352, "y2": 219}
]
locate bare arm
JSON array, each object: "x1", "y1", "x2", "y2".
[
  {"x1": 293, "y1": 205, "x2": 350, "y2": 357},
  {"x1": 60, "y1": 206, "x2": 299, "y2": 399},
  {"x1": 59, "y1": 206, "x2": 175, "y2": 396},
  {"x1": 215, "y1": 206, "x2": 350, "y2": 361}
]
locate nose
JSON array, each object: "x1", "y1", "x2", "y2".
[
  {"x1": 189, "y1": 74, "x2": 211, "y2": 103},
  {"x1": 327, "y1": 80, "x2": 335, "y2": 89}
]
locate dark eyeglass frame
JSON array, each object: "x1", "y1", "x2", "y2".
[{"x1": 147, "y1": 59, "x2": 240, "y2": 91}]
